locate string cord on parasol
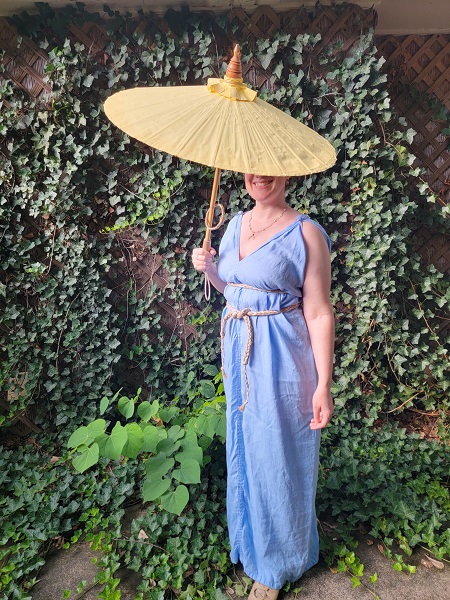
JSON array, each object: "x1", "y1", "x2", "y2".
[{"x1": 202, "y1": 167, "x2": 225, "y2": 300}]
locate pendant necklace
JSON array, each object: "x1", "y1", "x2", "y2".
[{"x1": 248, "y1": 207, "x2": 288, "y2": 240}]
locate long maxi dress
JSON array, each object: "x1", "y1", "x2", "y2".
[{"x1": 217, "y1": 211, "x2": 331, "y2": 590}]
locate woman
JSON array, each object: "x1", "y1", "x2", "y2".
[{"x1": 192, "y1": 173, "x2": 334, "y2": 600}]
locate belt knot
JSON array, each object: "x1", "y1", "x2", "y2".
[{"x1": 232, "y1": 308, "x2": 251, "y2": 319}]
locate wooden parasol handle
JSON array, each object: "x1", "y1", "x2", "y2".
[
  {"x1": 202, "y1": 168, "x2": 221, "y2": 300},
  {"x1": 203, "y1": 167, "x2": 221, "y2": 251}
]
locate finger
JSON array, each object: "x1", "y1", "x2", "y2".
[
  {"x1": 209, "y1": 248, "x2": 216, "y2": 256},
  {"x1": 312, "y1": 403, "x2": 321, "y2": 424},
  {"x1": 310, "y1": 411, "x2": 332, "y2": 429}
]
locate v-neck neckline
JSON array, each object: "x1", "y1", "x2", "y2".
[{"x1": 237, "y1": 212, "x2": 303, "y2": 263}]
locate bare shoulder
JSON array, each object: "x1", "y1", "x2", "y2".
[{"x1": 302, "y1": 220, "x2": 330, "y2": 252}]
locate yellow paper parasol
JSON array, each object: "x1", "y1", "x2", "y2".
[{"x1": 104, "y1": 46, "x2": 336, "y2": 296}]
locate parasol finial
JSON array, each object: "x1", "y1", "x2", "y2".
[{"x1": 225, "y1": 44, "x2": 243, "y2": 81}]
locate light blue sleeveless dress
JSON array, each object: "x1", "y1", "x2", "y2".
[{"x1": 217, "y1": 211, "x2": 331, "y2": 589}]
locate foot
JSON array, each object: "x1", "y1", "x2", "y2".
[{"x1": 248, "y1": 581, "x2": 280, "y2": 600}]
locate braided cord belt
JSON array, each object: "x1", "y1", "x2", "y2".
[{"x1": 221, "y1": 283, "x2": 301, "y2": 412}]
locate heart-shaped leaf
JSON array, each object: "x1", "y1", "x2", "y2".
[
  {"x1": 99, "y1": 422, "x2": 128, "y2": 460},
  {"x1": 156, "y1": 437, "x2": 181, "y2": 456},
  {"x1": 122, "y1": 423, "x2": 144, "y2": 459},
  {"x1": 172, "y1": 459, "x2": 201, "y2": 484},
  {"x1": 145, "y1": 452, "x2": 175, "y2": 479},
  {"x1": 143, "y1": 476, "x2": 171, "y2": 502},
  {"x1": 118, "y1": 396, "x2": 134, "y2": 419},
  {"x1": 86, "y1": 419, "x2": 106, "y2": 438},
  {"x1": 68, "y1": 426, "x2": 90, "y2": 449},
  {"x1": 72, "y1": 443, "x2": 99, "y2": 473},
  {"x1": 99, "y1": 396, "x2": 109, "y2": 415},
  {"x1": 160, "y1": 485, "x2": 189, "y2": 515},
  {"x1": 137, "y1": 400, "x2": 159, "y2": 422},
  {"x1": 142, "y1": 424, "x2": 160, "y2": 453}
]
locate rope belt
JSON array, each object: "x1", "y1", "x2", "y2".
[{"x1": 220, "y1": 283, "x2": 302, "y2": 412}]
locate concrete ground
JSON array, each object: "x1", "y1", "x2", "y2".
[{"x1": 31, "y1": 510, "x2": 450, "y2": 600}]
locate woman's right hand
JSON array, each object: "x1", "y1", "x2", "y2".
[
  {"x1": 191, "y1": 247, "x2": 217, "y2": 274},
  {"x1": 191, "y1": 247, "x2": 226, "y2": 294}
]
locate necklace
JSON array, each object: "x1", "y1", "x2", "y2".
[{"x1": 248, "y1": 207, "x2": 288, "y2": 240}]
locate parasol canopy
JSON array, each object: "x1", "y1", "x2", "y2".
[
  {"x1": 104, "y1": 47, "x2": 336, "y2": 177},
  {"x1": 104, "y1": 46, "x2": 336, "y2": 298}
]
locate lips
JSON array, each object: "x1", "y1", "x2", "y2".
[{"x1": 252, "y1": 178, "x2": 273, "y2": 188}]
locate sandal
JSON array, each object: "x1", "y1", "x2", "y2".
[{"x1": 248, "y1": 581, "x2": 280, "y2": 600}]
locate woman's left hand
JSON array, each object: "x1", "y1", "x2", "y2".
[{"x1": 310, "y1": 387, "x2": 334, "y2": 430}]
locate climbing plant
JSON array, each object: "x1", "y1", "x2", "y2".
[{"x1": 0, "y1": 2, "x2": 449, "y2": 598}]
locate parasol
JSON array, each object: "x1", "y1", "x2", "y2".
[{"x1": 104, "y1": 45, "x2": 336, "y2": 296}]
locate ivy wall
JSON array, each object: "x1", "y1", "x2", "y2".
[{"x1": 0, "y1": 3, "x2": 449, "y2": 598}]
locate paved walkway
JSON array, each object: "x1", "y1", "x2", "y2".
[{"x1": 31, "y1": 510, "x2": 450, "y2": 600}]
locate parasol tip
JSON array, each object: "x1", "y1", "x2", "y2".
[{"x1": 225, "y1": 44, "x2": 243, "y2": 81}]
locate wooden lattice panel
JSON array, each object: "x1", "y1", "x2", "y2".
[
  {"x1": 68, "y1": 21, "x2": 113, "y2": 64},
  {"x1": 242, "y1": 58, "x2": 272, "y2": 92},
  {"x1": 377, "y1": 35, "x2": 450, "y2": 107},
  {"x1": 377, "y1": 34, "x2": 450, "y2": 207},
  {"x1": 413, "y1": 226, "x2": 450, "y2": 275},
  {"x1": 299, "y1": 5, "x2": 376, "y2": 56},
  {"x1": 104, "y1": 230, "x2": 197, "y2": 344},
  {"x1": 0, "y1": 17, "x2": 51, "y2": 101},
  {"x1": 227, "y1": 5, "x2": 376, "y2": 53},
  {"x1": 412, "y1": 226, "x2": 450, "y2": 341},
  {"x1": 226, "y1": 6, "x2": 281, "y2": 45}
]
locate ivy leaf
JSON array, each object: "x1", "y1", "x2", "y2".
[
  {"x1": 393, "y1": 501, "x2": 416, "y2": 522},
  {"x1": 172, "y1": 459, "x2": 201, "y2": 484},
  {"x1": 198, "y1": 380, "x2": 216, "y2": 399},
  {"x1": 143, "y1": 475, "x2": 171, "y2": 502},
  {"x1": 118, "y1": 396, "x2": 134, "y2": 419},
  {"x1": 186, "y1": 371, "x2": 195, "y2": 387},
  {"x1": 203, "y1": 364, "x2": 218, "y2": 377},
  {"x1": 160, "y1": 485, "x2": 189, "y2": 515},
  {"x1": 82, "y1": 74, "x2": 94, "y2": 88},
  {"x1": 72, "y1": 443, "x2": 99, "y2": 473},
  {"x1": 122, "y1": 423, "x2": 144, "y2": 459}
]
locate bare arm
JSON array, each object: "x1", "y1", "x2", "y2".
[
  {"x1": 191, "y1": 248, "x2": 226, "y2": 294},
  {"x1": 301, "y1": 221, "x2": 335, "y2": 429}
]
